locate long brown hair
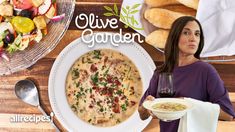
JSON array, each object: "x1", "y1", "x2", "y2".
[{"x1": 157, "y1": 16, "x2": 204, "y2": 73}]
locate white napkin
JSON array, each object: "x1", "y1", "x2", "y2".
[
  {"x1": 196, "y1": 0, "x2": 235, "y2": 57},
  {"x1": 178, "y1": 98, "x2": 220, "y2": 132}
]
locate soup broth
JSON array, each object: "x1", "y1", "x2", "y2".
[
  {"x1": 66, "y1": 49, "x2": 143, "y2": 127},
  {"x1": 152, "y1": 102, "x2": 187, "y2": 111}
]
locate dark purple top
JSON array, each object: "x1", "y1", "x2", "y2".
[{"x1": 140, "y1": 61, "x2": 235, "y2": 132}]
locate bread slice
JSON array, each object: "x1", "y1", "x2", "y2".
[
  {"x1": 0, "y1": 4, "x2": 13, "y2": 16},
  {"x1": 145, "y1": 0, "x2": 180, "y2": 7},
  {"x1": 144, "y1": 8, "x2": 186, "y2": 29},
  {"x1": 33, "y1": 16, "x2": 47, "y2": 29},
  {"x1": 176, "y1": 0, "x2": 199, "y2": 10},
  {"x1": 145, "y1": 29, "x2": 169, "y2": 49}
]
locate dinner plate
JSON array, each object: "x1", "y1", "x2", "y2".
[{"x1": 48, "y1": 33, "x2": 156, "y2": 131}]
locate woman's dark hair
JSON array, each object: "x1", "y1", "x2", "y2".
[{"x1": 157, "y1": 16, "x2": 204, "y2": 73}]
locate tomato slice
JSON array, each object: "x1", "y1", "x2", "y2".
[{"x1": 13, "y1": 0, "x2": 33, "y2": 9}]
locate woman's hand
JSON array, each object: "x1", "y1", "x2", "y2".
[
  {"x1": 145, "y1": 95, "x2": 155, "y2": 101},
  {"x1": 219, "y1": 109, "x2": 234, "y2": 121},
  {"x1": 145, "y1": 95, "x2": 158, "y2": 119},
  {"x1": 138, "y1": 95, "x2": 158, "y2": 120}
]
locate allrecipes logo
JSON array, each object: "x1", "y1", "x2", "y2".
[{"x1": 103, "y1": 4, "x2": 144, "y2": 30}]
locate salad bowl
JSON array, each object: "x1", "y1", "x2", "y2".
[{"x1": 0, "y1": 0, "x2": 75, "y2": 75}]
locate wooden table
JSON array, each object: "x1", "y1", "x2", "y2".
[{"x1": 0, "y1": 0, "x2": 235, "y2": 131}]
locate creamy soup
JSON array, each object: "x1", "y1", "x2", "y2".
[
  {"x1": 152, "y1": 102, "x2": 187, "y2": 111},
  {"x1": 66, "y1": 49, "x2": 142, "y2": 127}
]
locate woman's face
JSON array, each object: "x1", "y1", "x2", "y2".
[{"x1": 178, "y1": 21, "x2": 201, "y2": 56}]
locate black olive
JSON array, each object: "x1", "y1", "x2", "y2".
[
  {"x1": 3, "y1": 33, "x2": 15, "y2": 44},
  {"x1": 19, "y1": 10, "x2": 33, "y2": 18},
  {"x1": 31, "y1": 28, "x2": 37, "y2": 34},
  {"x1": 3, "y1": 41, "x2": 8, "y2": 48},
  {"x1": 13, "y1": 9, "x2": 21, "y2": 16}
]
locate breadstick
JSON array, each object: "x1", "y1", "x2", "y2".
[
  {"x1": 176, "y1": 0, "x2": 199, "y2": 10},
  {"x1": 145, "y1": 0, "x2": 180, "y2": 7},
  {"x1": 144, "y1": 8, "x2": 186, "y2": 29},
  {"x1": 145, "y1": 30, "x2": 169, "y2": 49},
  {"x1": 163, "y1": 5, "x2": 197, "y2": 16}
]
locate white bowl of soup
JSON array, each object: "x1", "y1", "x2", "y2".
[{"x1": 143, "y1": 98, "x2": 193, "y2": 121}]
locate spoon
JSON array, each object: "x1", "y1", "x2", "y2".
[{"x1": 15, "y1": 79, "x2": 60, "y2": 132}]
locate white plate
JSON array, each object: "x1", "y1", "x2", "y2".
[
  {"x1": 143, "y1": 98, "x2": 193, "y2": 121},
  {"x1": 48, "y1": 33, "x2": 156, "y2": 131}
]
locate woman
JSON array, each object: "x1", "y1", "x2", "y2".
[{"x1": 138, "y1": 16, "x2": 235, "y2": 132}]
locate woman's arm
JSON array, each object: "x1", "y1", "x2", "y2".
[
  {"x1": 205, "y1": 64, "x2": 235, "y2": 119},
  {"x1": 138, "y1": 105, "x2": 151, "y2": 120},
  {"x1": 219, "y1": 109, "x2": 234, "y2": 121}
]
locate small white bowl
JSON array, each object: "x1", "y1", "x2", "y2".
[{"x1": 143, "y1": 98, "x2": 193, "y2": 121}]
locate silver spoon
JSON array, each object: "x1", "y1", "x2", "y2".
[{"x1": 15, "y1": 79, "x2": 60, "y2": 132}]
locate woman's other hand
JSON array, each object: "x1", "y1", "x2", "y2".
[
  {"x1": 138, "y1": 95, "x2": 158, "y2": 120},
  {"x1": 145, "y1": 95, "x2": 155, "y2": 101}
]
